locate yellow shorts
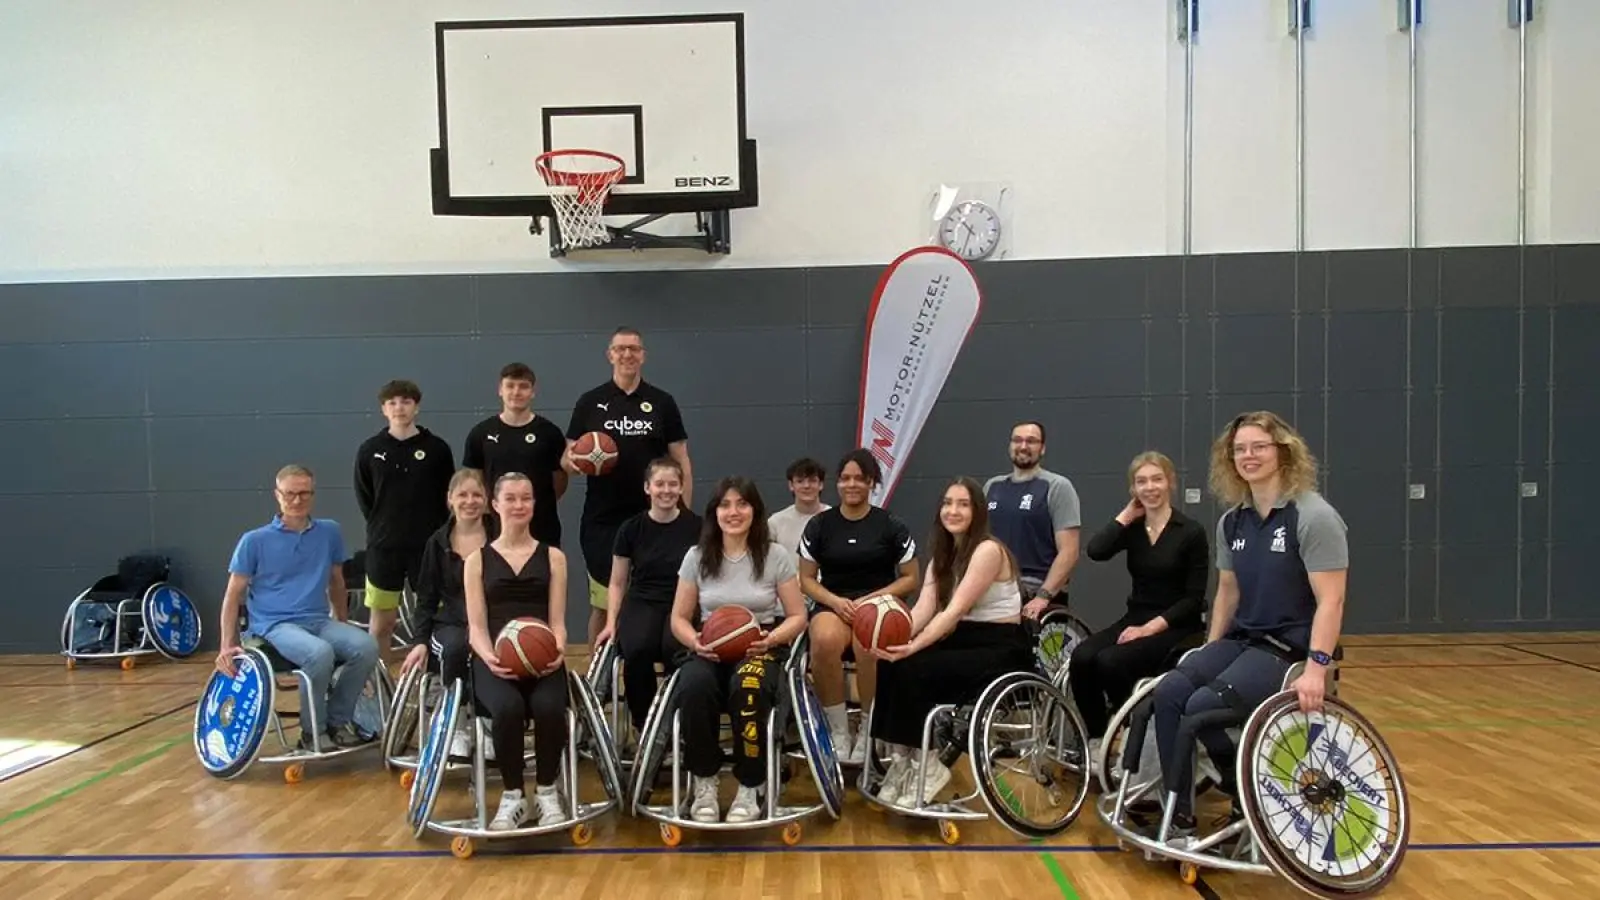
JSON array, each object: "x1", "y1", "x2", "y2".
[
  {"x1": 587, "y1": 575, "x2": 609, "y2": 611},
  {"x1": 363, "y1": 579, "x2": 402, "y2": 612}
]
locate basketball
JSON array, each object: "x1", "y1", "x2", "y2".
[
  {"x1": 853, "y1": 595, "x2": 913, "y2": 653},
  {"x1": 495, "y1": 617, "x2": 561, "y2": 677},
  {"x1": 700, "y1": 605, "x2": 764, "y2": 662},
  {"x1": 570, "y1": 430, "x2": 620, "y2": 476}
]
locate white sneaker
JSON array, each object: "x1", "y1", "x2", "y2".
[
  {"x1": 689, "y1": 775, "x2": 721, "y2": 823},
  {"x1": 877, "y1": 754, "x2": 911, "y2": 806},
  {"x1": 1086, "y1": 737, "x2": 1103, "y2": 778},
  {"x1": 842, "y1": 730, "x2": 868, "y2": 767},
  {"x1": 534, "y1": 785, "x2": 566, "y2": 827},
  {"x1": 489, "y1": 789, "x2": 528, "y2": 831},
  {"x1": 448, "y1": 728, "x2": 472, "y2": 759},
  {"x1": 897, "y1": 755, "x2": 951, "y2": 809},
  {"x1": 725, "y1": 784, "x2": 762, "y2": 823}
]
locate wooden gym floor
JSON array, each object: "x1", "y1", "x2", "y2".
[{"x1": 2, "y1": 634, "x2": 1599, "y2": 899}]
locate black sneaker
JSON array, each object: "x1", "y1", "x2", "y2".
[{"x1": 330, "y1": 722, "x2": 375, "y2": 748}]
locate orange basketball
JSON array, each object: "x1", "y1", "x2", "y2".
[
  {"x1": 495, "y1": 617, "x2": 560, "y2": 677},
  {"x1": 853, "y1": 595, "x2": 913, "y2": 653},
  {"x1": 570, "y1": 431, "x2": 619, "y2": 476},
  {"x1": 700, "y1": 605, "x2": 764, "y2": 663}
]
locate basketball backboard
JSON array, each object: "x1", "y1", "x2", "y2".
[{"x1": 430, "y1": 13, "x2": 758, "y2": 221}]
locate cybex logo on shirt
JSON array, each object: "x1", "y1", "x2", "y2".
[{"x1": 605, "y1": 416, "x2": 654, "y2": 437}]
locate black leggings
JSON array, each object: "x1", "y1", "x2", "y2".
[
  {"x1": 871, "y1": 621, "x2": 1033, "y2": 748},
  {"x1": 470, "y1": 657, "x2": 569, "y2": 791},
  {"x1": 1067, "y1": 614, "x2": 1200, "y2": 737},
  {"x1": 428, "y1": 624, "x2": 470, "y2": 693},
  {"x1": 677, "y1": 647, "x2": 788, "y2": 787},
  {"x1": 616, "y1": 600, "x2": 683, "y2": 730}
]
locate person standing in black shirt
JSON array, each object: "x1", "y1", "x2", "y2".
[
  {"x1": 354, "y1": 379, "x2": 456, "y2": 658},
  {"x1": 799, "y1": 449, "x2": 920, "y2": 767},
  {"x1": 1069, "y1": 451, "x2": 1209, "y2": 744},
  {"x1": 565, "y1": 327, "x2": 693, "y2": 645},
  {"x1": 593, "y1": 457, "x2": 701, "y2": 735},
  {"x1": 461, "y1": 363, "x2": 568, "y2": 547}
]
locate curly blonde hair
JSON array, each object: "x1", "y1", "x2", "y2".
[{"x1": 1207, "y1": 411, "x2": 1319, "y2": 507}]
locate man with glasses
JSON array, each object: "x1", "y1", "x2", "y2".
[
  {"x1": 214, "y1": 465, "x2": 380, "y2": 749},
  {"x1": 983, "y1": 421, "x2": 1082, "y2": 619},
  {"x1": 566, "y1": 327, "x2": 694, "y2": 644}
]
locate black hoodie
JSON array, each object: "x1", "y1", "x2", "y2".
[
  {"x1": 354, "y1": 427, "x2": 455, "y2": 551},
  {"x1": 412, "y1": 514, "x2": 500, "y2": 646}
]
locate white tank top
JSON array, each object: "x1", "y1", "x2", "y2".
[{"x1": 963, "y1": 575, "x2": 1023, "y2": 623}]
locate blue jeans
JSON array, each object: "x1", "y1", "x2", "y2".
[{"x1": 262, "y1": 619, "x2": 380, "y2": 734}]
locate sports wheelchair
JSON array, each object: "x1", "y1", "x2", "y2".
[
  {"x1": 628, "y1": 647, "x2": 846, "y2": 848},
  {"x1": 404, "y1": 666, "x2": 626, "y2": 860},
  {"x1": 194, "y1": 636, "x2": 392, "y2": 784},
  {"x1": 852, "y1": 634, "x2": 1093, "y2": 845},
  {"x1": 61, "y1": 554, "x2": 202, "y2": 669},
  {"x1": 1096, "y1": 644, "x2": 1411, "y2": 897}
]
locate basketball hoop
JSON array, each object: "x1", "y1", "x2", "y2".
[{"x1": 535, "y1": 149, "x2": 626, "y2": 250}]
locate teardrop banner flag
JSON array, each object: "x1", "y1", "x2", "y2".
[{"x1": 856, "y1": 246, "x2": 984, "y2": 507}]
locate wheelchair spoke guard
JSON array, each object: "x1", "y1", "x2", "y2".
[
  {"x1": 194, "y1": 647, "x2": 274, "y2": 780},
  {"x1": 144, "y1": 585, "x2": 203, "y2": 659},
  {"x1": 408, "y1": 678, "x2": 462, "y2": 839},
  {"x1": 788, "y1": 665, "x2": 845, "y2": 820}
]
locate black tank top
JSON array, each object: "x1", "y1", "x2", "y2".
[{"x1": 481, "y1": 542, "x2": 552, "y2": 636}]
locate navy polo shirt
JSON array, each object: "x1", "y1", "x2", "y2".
[
  {"x1": 1214, "y1": 490, "x2": 1347, "y2": 651},
  {"x1": 228, "y1": 516, "x2": 348, "y2": 637},
  {"x1": 983, "y1": 469, "x2": 1081, "y2": 583}
]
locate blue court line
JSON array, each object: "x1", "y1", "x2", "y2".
[{"x1": 3, "y1": 840, "x2": 1600, "y2": 864}]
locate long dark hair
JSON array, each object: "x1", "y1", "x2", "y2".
[
  {"x1": 929, "y1": 476, "x2": 1012, "y2": 607},
  {"x1": 697, "y1": 476, "x2": 772, "y2": 581}
]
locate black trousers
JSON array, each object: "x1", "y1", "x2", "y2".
[
  {"x1": 871, "y1": 621, "x2": 1033, "y2": 748},
  {"x1": 428, "y1": 624, "x2": 470, "y2": 694},
  {"x1": 1067, "y1": 613, "x2": 1201, "y2": 737},
  {"x1": 616, "y1": 600, "x2": 684, "y2": 730},
  {"x1": 470, "y1": 657, "x2": 569, "y2": 791},
  {"x1": 677, "y1": 647, "x2": 788, "y2": 787}
]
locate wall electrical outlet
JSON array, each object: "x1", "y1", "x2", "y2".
[
  {"x1": 1408, "y1": 484, "x2": 1426, "y2": 500},
  {"x1": 1520, "y1": 482, "x2": 1539, "y2": 498},
  {"x1": 1185, "y1": 488, "x2": 1201, "y2": 504}
]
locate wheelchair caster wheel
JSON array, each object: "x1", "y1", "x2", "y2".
[
  {"x1": 451, "y1": 836, "x2": 474, "y2": 859},
  {"x1": 571, "y1": 823, "x2": 594, "y2": 846},
  {"x1": 121, "y1": 657, "x2": 136, "y2": 671},
  {"x1": 781, "y1": 823, "x2": 803, "y2": 846},
  {"x1": 284, "y1": 764, "x2": 304, "y2": 784},
  {"x1": 939, "y1": 821, "x2": 960, "y2": 845},
  {"x1": 660, "y1": 824, "x2": 682, "y2": 847},
  {"x1": 66, "y1": 658, "x2": 77, "y2": 670},
  {"x1": 1179, "y1": 863, "x2": 1198, "y2": 885},
  {"x1": 399, "y1": 770, "x2": 415, "y2": 790}
]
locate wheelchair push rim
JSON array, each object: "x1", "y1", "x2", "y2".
[{"x1": 408, "y1": 678, "x2": 463, "y2": 839}]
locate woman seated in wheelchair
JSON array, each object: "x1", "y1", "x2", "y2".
[
  {"x1": 463, "y1": 472, "x2": 571, "y2": 831},
  {"x1": 1151, "y1": 410, "x2": 1347, "y2": 837},
  {"x1": 869, "y1": 476, "x2": 1034, "y2": 809},
  {"x1": 1072, "y1": 451, "x2": 1208, "y2": 760},
  {"x1": 668, "y1": 476, "x2": 808, "y2": 825},
  {"x1": 403, "y1": 467, "x2": 498, "y2": 759}
]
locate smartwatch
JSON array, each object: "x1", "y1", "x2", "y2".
[
  {"x1": 1308, "y1": 649, "x2": 1333, "y2": 666},
  {"x1": 1035, "y1": 586, "x2": 1056, "y2": 602}
]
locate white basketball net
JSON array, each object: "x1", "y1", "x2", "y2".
[{"x1": 536, "y1": 151, "x2": 626, "y2": 250}]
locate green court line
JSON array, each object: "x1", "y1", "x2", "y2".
[
  {"x1": 0, "y1": 738, "x2": 181, "y2": 830},
  {"x1": 992, "y1": 774, "x2": 1083, "y2": 900}
]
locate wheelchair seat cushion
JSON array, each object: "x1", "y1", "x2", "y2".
[{"x1": 242, "y1": 635, "x2": 300, "y2": 675}]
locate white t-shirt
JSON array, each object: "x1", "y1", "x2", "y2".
[
  {"x1": 678, "y1": 542, "x2": 797, "y2": 626},
  {"x1": 768, "y1": 503, "x2": 829, "y2": 563}
]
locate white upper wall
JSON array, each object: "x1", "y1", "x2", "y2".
[{"x1": 0, "y1": 0, "x2": 1595, "y2": 282}]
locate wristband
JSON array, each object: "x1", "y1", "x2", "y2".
[{"x1": 1308, "y1": 649, "x2": 1333, "y2": 666}]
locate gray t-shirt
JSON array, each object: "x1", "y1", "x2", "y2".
[{"x1": 678, "y1": 541, "x2": 798, "y2": 626}]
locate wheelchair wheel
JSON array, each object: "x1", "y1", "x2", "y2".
[
  {"x1": 382, "y1": 666, "x2": 425, "y2": 771},
  {"x1": 628, "y1": 670, "x2": 682, "y2": 813},
  {"x1": 1035, "y1": 610, "x2": 1090, "y2": 684},
  {"x1": 1236, "y1": 692, "x2": 1410, "y2": 899},
  {"x1": 969, "y1": 671, "x2": 1090, "y2": 840}
]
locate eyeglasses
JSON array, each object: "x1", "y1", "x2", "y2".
[
  {"x1": 1010, "y1": 437, "x2": 1042, "y2": 446},
  {"x1": 610, "y1": 344, "x2": 643, "y2": 355},
  {"x1": 277, "y1": 490, "x2": 315, "y2": 500},
  {"x1": 1232, "y1": 442, "x2": 1276, "y2": 458}
]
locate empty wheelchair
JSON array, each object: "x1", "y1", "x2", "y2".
[
  {"x1": 194, "y1": 637, "x2": 392, "y2": 784},
  {"x1": 628, "y1": 653, "x2": 845, "y2": 848},
  {"x1": 1097, "y1": 646, "x2": 1411, "y2": 897},
  {"x1": 404, "y1": 667, "x2": 626, "y2": 860},
  {"x1": 856, "y1": 660, "x2": 1092, "y2": 845},
  {"x1": 61, "y1": 554, "x2": 202, "y2": 670}
]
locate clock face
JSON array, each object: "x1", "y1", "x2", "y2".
[{"x1": 938, "y1": 201, "x2": 1003, "y2": 261}]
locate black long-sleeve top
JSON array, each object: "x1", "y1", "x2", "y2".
[
  {"x1": 1084, "y1": 509, "x2": 1210, "y2": 631},
  {"x1": 410, "y1": 514, "x2": 499, "y2": 647}
]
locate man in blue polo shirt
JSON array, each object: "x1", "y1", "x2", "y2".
[
  {"x1": 984, "y1": 421, "x2": 1082, "y2": 617},
  {"x1": 215, "y1": 464, "x2": 379, "y2": 749}
]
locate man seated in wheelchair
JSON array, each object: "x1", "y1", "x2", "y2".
[
  {"x1": 668, "y1": 476, "x2": 808, "y2": 825},
  {"x1": 214, "y1": 465, "x2": 380, "y2": 750},
  {"x1": 464, "y1": 473, "x2": 572, "y2": 831},
  {"x1": 868, "y1": 477, "x2": 1035, "y2": 809},
  {"x1": 1151, "y1": 412, "x2": 1348, "y2": 837}
]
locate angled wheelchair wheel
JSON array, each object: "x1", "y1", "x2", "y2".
[
  {"x1": 1035, "y1": 610, "x2": 1091, "y2": 684},
  {"x1": 194, "y1": 648, "x2": 275, "y2": 780},
  {"x1": 1237, "y1": 692, "x2": 1410, "y2": 899},
  {"x1": 570, "y1": 669, "x2": 626, "y2": 805},
  {"x1": 787, "y1": 664, "x2": 845, "y2": 820},
  {"x1": 407, "y1": 678, "x2": 463, "y2": 839},
  {"x1": 383, "y1": 666, "x2": 425, "y2": 771},
  {"x1": 143, "y1": 584, "x2": 203, "y2": 659},
  {"x1": 585, "y1": 639, "x2": 619, "y2": 699},
  {"x1": 628, "y1": 669, "x2": 682, "y2": 813},
  {"x1": 970, "y1": 671, "x2": 1090, "y2": 840}
]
